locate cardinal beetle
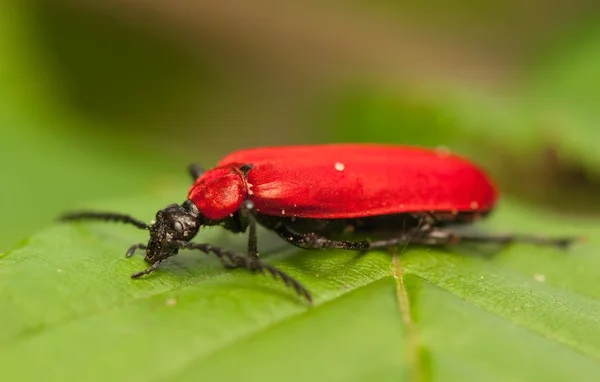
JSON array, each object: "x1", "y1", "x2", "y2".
[{"x1": 60, "y1": 144, "x2": 575, "y2": 302}]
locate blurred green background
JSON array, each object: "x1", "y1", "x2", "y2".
[{"x1": 2, "y1": 0, "x2": 600, "y2": 250}]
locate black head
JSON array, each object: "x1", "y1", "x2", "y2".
[
  {"x1": 144, "y1": 200, "x2": 203, "y2": 263},
  {"x1": 59, "y1": 199, "x2": 204, "y2": 263}
]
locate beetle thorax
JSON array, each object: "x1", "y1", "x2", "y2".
[{"x1": 188, "y1": 165, "x2": 248, "y2": 220}]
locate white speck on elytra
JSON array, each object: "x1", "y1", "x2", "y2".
[
  {"x1": 334, "y1": 162, "x2": 345, "y2": 171},
  {"x1": 281, "y1": 209, "x2": 286, "y2": 215},
  {"x1": 470, "y1": 201, "x2": 480, "y2": 210}
]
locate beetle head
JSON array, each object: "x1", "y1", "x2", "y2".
[{"x1": 144, "y1": 200, "x2": 203, "y2": 263}]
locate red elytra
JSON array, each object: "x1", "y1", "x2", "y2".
[
  {"x1": 61, "y1": 144, "x2": 574, "y2": 303},
  {"x1": 189, "y1": 144, "x2": 498, "y2": 220}
]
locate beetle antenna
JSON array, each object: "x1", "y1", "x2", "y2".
[
  {"x1": 171, "y1": 241, "x2": 312, "y2": 303},
  {"x1": 59, "y1": 211, "x2": 149, "y2": 230}
]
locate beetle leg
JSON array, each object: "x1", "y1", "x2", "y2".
[
  {"x1": 240, "y1": 200, "x2": 260, "y2": 259},
  {"x1": 364, "y1": 214, "x2": 434, "y2": 249},
  {"x1": 367, "y1": 235, "x2": 414, "y2": 249},
  {"x1": 273, "y1": 225, "x2": 371, "y2": 251},
  {"x1": 125, "y1": 243, "x2": 147, "y2": 258},
  {"x1": 415, "y1": 229, "x2": 577, "y2": 248},
  {"x1": 131, "y1": 260, "x2": 163, "y2": 278},
  {"x1": 272, "y1": 214, "x2": 436, "y2": 251},
  {"x1": 170, "y1": 241, "x2": 312, "y2": 302},
  {"x1": 370, "y1": 227, "x2": 577, "y2": 248},
  {"x1": 188, "y1": 164, "x2": 205, "y2": 180}
]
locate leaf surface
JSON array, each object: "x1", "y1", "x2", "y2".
[{"x1": 1, "y1": 195, "x2": 599, "y2": 381}]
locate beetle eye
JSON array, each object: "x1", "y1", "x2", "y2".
[{"x1": 173, "y1": 221, "x2": 184, "y2": 233}]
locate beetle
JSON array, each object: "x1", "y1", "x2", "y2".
[{"x1": 60, "y1": 144, "x2": 575, "y2": 302}]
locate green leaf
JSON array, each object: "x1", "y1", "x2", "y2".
[{"x1": 1, "y1": 194, "x2": 599, "y2": 381}]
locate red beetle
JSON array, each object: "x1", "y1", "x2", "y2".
[{"x1": 61, "y1": 144, "x2": 574, "y2": 302}]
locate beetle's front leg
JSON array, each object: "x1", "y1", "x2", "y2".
[
  {"x1": 131, "y1": 260, "x2": 163, "y2": 278},
  {"x1": 125, "y1": 243, "x2": 147, "y2": 258},
  {"x1": 170, "y1": 241, "x2": 312, "y2": 302}
]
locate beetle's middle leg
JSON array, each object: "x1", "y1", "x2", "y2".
[{"x1": 273, "y1": 225, "x2": 371, "y2": 251}]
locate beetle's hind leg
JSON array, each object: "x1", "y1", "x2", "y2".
[
  {"x1": 422, "y1": 230, "x2": 577, "y2": 248},
  {"x1": 369, "y1": 227, "x2": 578, "y2": 249}
]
